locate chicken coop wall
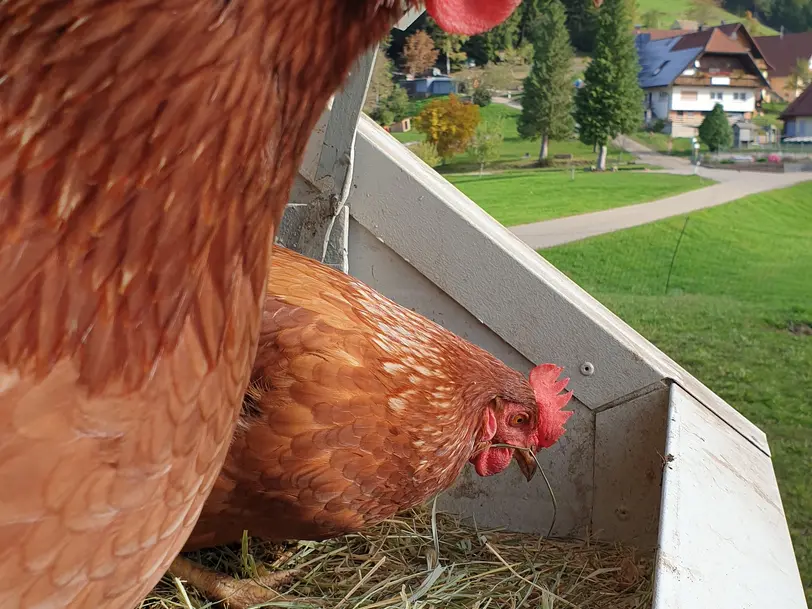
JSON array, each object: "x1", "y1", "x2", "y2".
[
  {"x1": 347, "y1": 219, "x2": 669, "y2": 547},
  {"x1": 283, "y1": 63, "x2": 806, "y2": 607}
]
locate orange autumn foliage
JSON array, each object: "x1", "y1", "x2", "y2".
[{"x1": 415, "y1": 95, "x2": 481, "y2": 161}]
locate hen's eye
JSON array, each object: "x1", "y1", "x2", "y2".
[{"x1": 510, "y1": 413, "x2": 529, "y2": 426}]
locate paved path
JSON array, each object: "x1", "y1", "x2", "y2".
[
  {"x1": 510, "y1": 170, "x2": 812, "y2": 249},
  {"x1": 490, "y1": 97, "x2": 812, "y2": 248}
]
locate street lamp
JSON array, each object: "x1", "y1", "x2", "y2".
[{"x1": 693, "y1": 141, "x2": 701, "y2": 175}]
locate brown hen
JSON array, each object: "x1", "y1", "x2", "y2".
[
  {"x1": 168, "y1": 246, "x2": 573, "y2": 607},
  {"x1": 0, "y1": 1, "x2": 522, "y2": 608}
]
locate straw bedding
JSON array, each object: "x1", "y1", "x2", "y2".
[{"x1": 141, "y1": 504, "x2": 653, "y2": 609}]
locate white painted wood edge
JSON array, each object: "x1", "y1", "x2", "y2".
[
  {"x1": 653, "y1": 385, "x2": 805, "y2": 609},
  {"x1": 394, "y1": 5, "x2": 425, "y2": 30},
  {"x1": 343, "y1": 113, "x2": 769, "y2": 455}
]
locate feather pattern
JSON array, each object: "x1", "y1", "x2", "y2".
[
  {"x1": 185, "y1": 246, "x2": 565, "y2": 550},
  {"x1": 0, "y1": 2, "x2": 408, "y2": 607}
]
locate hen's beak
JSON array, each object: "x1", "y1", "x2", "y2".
[{"x1": 513, "y1": 447, "x2": 537, "y2": 481}]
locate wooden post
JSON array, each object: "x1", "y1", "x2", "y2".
[{"x1": 278, "y1": 46, "x2": 378, "y2": 272}]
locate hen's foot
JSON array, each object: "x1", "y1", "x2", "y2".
[{"x1": 169, "y1": 556, "x2": 298, "y2": 609}]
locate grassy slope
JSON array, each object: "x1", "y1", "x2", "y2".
[
  {"x1": 448, "y1": 170, "x2": 709, "y2": 226},
  {"x1": 635, "y1": 0, "x2": 778, "y2": 34},
  {"x1": 542, "y1": 182, "x2": 812, "y2": 601}
]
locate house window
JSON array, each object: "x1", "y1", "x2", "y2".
[
  {"x1": 681, "y1": 90, "x2": 698, "y2": 101},
  {"x1": 659, "y1": 91, "x2": 669, "y2": 100},
  {"x1": 733, "y1": 92, "x2": 749, "y2": 101},
  {"x1": 711, "y1": 92, "x2": 724, "y2": 101}
]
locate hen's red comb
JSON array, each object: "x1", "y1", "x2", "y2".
[
  {"x1": 529, "y1": 363, "x2": 573, "y2": 449},
  {"x1": 425, "y1": 0, "x2": 523, "y2": 36}
]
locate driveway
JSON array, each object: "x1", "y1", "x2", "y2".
[{"x1": 510, "y1": 170, "x2": 812, "y2": 249}]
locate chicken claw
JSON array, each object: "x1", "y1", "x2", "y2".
[{"x1": 169, "y1": 556, "x2": 298, "y2": 609}]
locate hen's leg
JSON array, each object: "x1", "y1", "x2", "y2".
[{"x1": 169, "y1": 556, "x2": 298, "y2": 609}]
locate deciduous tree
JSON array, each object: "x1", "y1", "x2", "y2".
[
  {"x1": 425, "y1": 17, "x2": 469, "y2": 75},
  {"x1": 365, "y1": 46, "x2": 395, "y2": 114},
  {"x1": 468, "y1": 120, "x2": 505, "y2": 175},
  {"x1": 403, "y1": 30, "x2": 439, "y2": 76},
  {"x1": 786, "y1": 58, "x2": 811, "y2": 99},
  {"x1": 415, "y1": 95, "x2": 481, "y2": 162}
]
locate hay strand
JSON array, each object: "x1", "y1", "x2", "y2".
[{"x1": 142, "y1": 506, "x2": 652, "y2": 609}]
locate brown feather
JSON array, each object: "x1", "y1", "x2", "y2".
[
  {"x1": 185, "y1": 246, "x2": 545, "y2": 550},
  {"x1": 0, "y1": 2, "x2": 409, "y2": 608}
]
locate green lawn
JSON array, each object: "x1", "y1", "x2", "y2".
[
  {"x1": 632, "y1": 131, "x2": 707, "y2": 157},
  {"x1": 541, "y1": 182, "x2": 812, "y2": 601},
  {"x1": 448, "y1": 170, "x2": 709, "y2": 226},
  {"x1": 392, "y1": 104, "x2": 630, "y2": 172}
]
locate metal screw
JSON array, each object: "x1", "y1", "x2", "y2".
[{"x1": 580, "y1": 362, "x2": 595, "y2": 376}]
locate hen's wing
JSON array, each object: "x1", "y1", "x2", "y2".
[{"x1": 185, "y1": 248, "x2": 470, "y2": 548}]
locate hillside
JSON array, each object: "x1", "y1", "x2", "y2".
[{"x1": 635, "y1": 0, "x2": 779, "y2": 35}]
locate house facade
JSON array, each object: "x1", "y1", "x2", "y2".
[
  {"x1": 754, "y1": 32, "x2": 812, "y2": 102},
  {"x1": 780, "y1": 83, "x2": 812, "y2": 140},
  {"x1": 636, "y1": 24, "x2": 771, "y2": 137}
]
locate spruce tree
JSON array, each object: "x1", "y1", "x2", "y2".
[
  {"x1": 575, "y1": 0, "x2": 643, "y2": 170},
  {"x1": 517, "y1": 0, "x2": 575, "y2": 163}
]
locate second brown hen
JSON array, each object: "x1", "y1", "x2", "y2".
[{"x1": 169, "y1": 246, "x2": 573, "y2": 606}]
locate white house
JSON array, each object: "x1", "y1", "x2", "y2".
[{"x1": 636, "y1": 24, "x2": 772, "y2": 137}]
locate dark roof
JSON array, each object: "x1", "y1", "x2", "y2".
[
  {"x1": 636, "y1": 24, "x2": 771, "y2": 89},
  {"x1": 636, "y1": 35, "x2": 703, "y2": 88},
  {"x1": 671, "y1": 23, "x2": 741, "y2": 51},
  {"x1": 671, "y1": 23, "x2": 770, "y2": 65},
  {"x1": 754, "y1": 32, "x2": 812, "y2": 77},
  {"x1": 780, "y1": 83, "x2": 812, "y2": 119}
]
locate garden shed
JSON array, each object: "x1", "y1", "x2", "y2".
[{"x1": 733, "y1": 120, "x2": 759, "y2": 147}]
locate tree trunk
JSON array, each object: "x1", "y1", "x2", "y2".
[
  {"x1": 446, "y1": 41, "x2": 451, "y2": 75},
  {"x1": 593, "y1": 141, "x2": 598, "y2": 153},
  {"x1": 539, "y1": 134, "x2": 549, "y2": 163},
  {"x1": 597, "y1": 144, "x2": 608, "y2": 171},
  {"x1": 479, "y1": 162, "x2": 485, "y2": 176}
]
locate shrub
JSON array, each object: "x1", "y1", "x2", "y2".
[
  {"x1": 472, "y1": 86, "x2": 492, "y2": 107},
  {"x1": 386, "y1": 87, "x2": 411, "y2": 121},
  {"x1": 648, "y1": 118, "x2": 666, "y2": 133},
  {"x1": 371, "y1": 107, "x2": 394, "y2": 127},
  {"x1": 412, "y1": 141, "x2": 442, "y2": 167},
  {"x1": 698, "y1": 104, "x2": 733, "y2": 152}
]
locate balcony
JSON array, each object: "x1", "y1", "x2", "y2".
[
  {"x1": 674, "y1": 73, "x2": 761, "y2": 88},
  {"x1": 277, "y1": 46, "x2": 807, "y2": 609}
]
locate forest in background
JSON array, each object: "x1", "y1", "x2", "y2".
[{"x1": 388, "y1": 0, "x2": 809, "y2": 64}]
